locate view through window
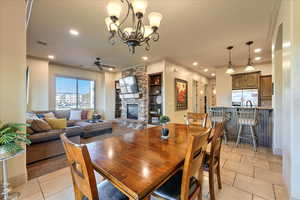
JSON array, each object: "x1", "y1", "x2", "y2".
[{"x1": 55, "y1": 77, "x2": 95, "y2": 110}]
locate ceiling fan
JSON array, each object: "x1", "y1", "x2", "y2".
[{"x1": 84, "y1": 57, "x2": 116, "y2": 71}]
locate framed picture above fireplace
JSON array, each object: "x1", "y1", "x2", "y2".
[{"x1": 175, "y1": 78, "x2": 188, "y2": 110}]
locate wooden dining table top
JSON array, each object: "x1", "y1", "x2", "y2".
[{"x1": 86, "y1": 123, "x2": 209, "y2": 200}]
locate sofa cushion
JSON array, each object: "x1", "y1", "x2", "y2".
[
  {"x1": 47, "y1": 118, "x2": 67, "y2": 130},
  {"x1": 65, "y1": 126, "x2": 83, "y2": 137},
  {"x1": 28, "y1": 130, "x2": 63, "y2": 144},
  {"x1": 87, "y1": 110, "x2": 94, "y2": 120},
  {"x1": 27, "y1": 127, "x2": 35, "y2": 135},
  {"x1": 54, "y1": 110, "x2": 70, "y2": 119},
  {"x1": 44, "y1": 112, "x2": 56, "y2": 119},
  {"x1": 81, "y1": 110, "x2": 88, "y2": 120},
  {"x1": 29, "y1": 126, "x2": 82, "y2": 144},
  {"x1": 31, "y1": 119, "x2": 51, "y2": 132},
  {"x1": 70, "y1": 110, "x2": 82, "y2": 120}
]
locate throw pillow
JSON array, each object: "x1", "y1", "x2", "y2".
[
  {"x1": 87, "y1": 110, "x2": 94, "y2": 120},
  {"x1": 81, "y1": 110, "x2": 89, "y2": 120},
  {"x1": 27, "y1": 127, "x2": 35, "y2": 134},
  {"x1": 47, "y1": 118, "x2": 67, "y2": 130},
  {"x1": 44, "y1": 112, "x2": 56, "y2": 119},
  {"x1": 31, "y1": 119, "x2": 51, "y2": 132},
  {"x1": 69, "y1": 110, "x2": 82, "y2": 121},
  {"x1": 26, "y1": 112, "x2": 39, "y2": 120},
  {"x1": 36, "y1": 114, "x2": 45, "y2": 119}
]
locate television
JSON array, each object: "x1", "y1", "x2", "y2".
[{"x1": 119, "y1": 76, "x2": 139, "y2": 94}]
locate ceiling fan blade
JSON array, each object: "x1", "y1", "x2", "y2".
[
  {"x1": 101, "y1": 64, "x2": 116, "y2": 69},
  {"x1": 96, "y1": 65, "x2": 103, "y2": 71}
]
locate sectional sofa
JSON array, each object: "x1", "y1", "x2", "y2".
[{"x1": 26, "y1": 110, "x2": 112, "y2": 164}]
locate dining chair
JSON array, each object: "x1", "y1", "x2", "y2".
[
  {"x1": 152, "y1": 128, "x2": 212, "y2": 200},
  {"x1": 209, "y1": 107, "x2": 229, "y2": 144},
  {"x1": 185, "y1": 113, "x2": 208, "y2": 128},
  {"x1": 60, "y1": 134, "x2": 129, "y2": 200},
  {"x1": 203, "y1": 122, "x2": 224, "y2": 200}
]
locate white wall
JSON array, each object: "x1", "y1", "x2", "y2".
[
  {"x1": 272, "y1": 0, "x2": 300, "y2": 199},
  {"x1": 0, "y1": 0, "x2": 27, "y2": 186},
  {"x1": 215, "y1": 63, "x2": 272, "y2": 106},
  {"x1": 25, "y1": 57, "x2": 118, "y2": 119},
  {"x1": 27, "y1": 58, "x2": 49, "y2": 111},
  {"x1": 164, "y1": 60, "x2": 208, "y2": 123}
]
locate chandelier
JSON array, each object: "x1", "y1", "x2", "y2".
[{"x1": 105, "y1": 0, "x2": 163, "y2": 54}]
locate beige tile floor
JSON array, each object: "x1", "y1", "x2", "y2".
[{"x1": 16, "y1": 142, "x2": 289, "y2": 200}]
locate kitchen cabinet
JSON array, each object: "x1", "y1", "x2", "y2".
[
  {"x1": 232, "y1": 71, "x2": 260, "y2": 90},
  {"x1": 260, "y1": 75, "x2": 272, "y2": 107},
  {"x1": 232, "y1": 75, "x2": 244, "y2": 90},
  {"x1": 245, "y1": 72, "x2": 260, "y2": 89}
]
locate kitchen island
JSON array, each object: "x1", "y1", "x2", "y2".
[{"x1": 211, "y1": 106, "x2": 273, "y2": 147}]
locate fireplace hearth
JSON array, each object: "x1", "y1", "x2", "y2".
[{"x1": 127, "y1": 104, "x2": 138, "y2": 120}]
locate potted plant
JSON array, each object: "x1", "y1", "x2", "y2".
[
  {"x1": 160, "y1": 115, "x2": 170, "y2": 139},
  {"x1": 0, "y1": 121, "x2": 31, "y2": 159}
]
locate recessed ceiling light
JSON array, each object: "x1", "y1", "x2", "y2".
[
  {"x1": 192, "y1": 62, "x2": 198, "y2": 66},
  {"x1": 211, "y1": 73, "x2": 216, "y2": 77},
  {"x1": 48, "y1": 55, "x2": 55, "y2": 60},
  {"x1": 108, "y1": 68, "x2": 114, "y2": 71},
  {"x1": 204, "y1": 68, "x2": 208, "y2": 72},
  {"x1": 69, "y1": 29, "x2": 79, "y2": 36},
  {"x1": 254, "y1": 48, "x2": 262, "y2": 53},
  {"x1": 142, "y1": 56, "x2": 148, "y2": 61},
  {"x1": 254, "y1": 57, "x2": 262, "y2": 61}
]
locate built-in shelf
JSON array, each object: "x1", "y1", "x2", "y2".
[
  {"x1": 148, "y1": 73, "x2": 163, "y2": 125},
  {"x1": 115, "y1": 81, "x2": 121, "y2": 118}
]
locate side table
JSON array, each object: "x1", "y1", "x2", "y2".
[{"x1": 0, "y1": 150, "x2": 24, "y2": 200}]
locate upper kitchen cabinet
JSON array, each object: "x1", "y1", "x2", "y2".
[
  {"x1": 232, "y1": 74, "x2": 244, "y2": 90},
  {"x1": 231, "y1": 71, "x2": 261, "y2": 90},
  {"x1": 244, "y1": 72, "x2": 260, "y2": 89}
]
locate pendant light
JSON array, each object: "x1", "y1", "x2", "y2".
[
  {"x1": 245, "y1": 41, "x2": 255, "y2": 72},
  {"x1": 226, "y1": 46, "x2": 235, "y2": 74}
]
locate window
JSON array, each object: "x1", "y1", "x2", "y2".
[{"x1": 55, "y1": 76, "x2": 95, "y2": 110}]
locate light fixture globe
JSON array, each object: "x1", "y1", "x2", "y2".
[
  {"x1": 148, "y1": 12, "x2": 163, "y2": 28},
  {"x1": 107, "y1": 0, "x2": 122, "y2": 19},
  {"x1": 245, "y1": 65, "x2": 255, "y2": 72},
  {"x1": 132, "y1": 0, "x2": 148, "y2": 16},
  {"x1": 105, "y1": 0, "x2": 162, "y2": 53},
  {"x1": 226, "y1": 67, "x2": 235, "y2": 74}
]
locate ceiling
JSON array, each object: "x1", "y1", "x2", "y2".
[{"x1": 27, "y1": 0, "x2": 279, "y2": 77}]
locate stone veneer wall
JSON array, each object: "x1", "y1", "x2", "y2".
[{"x1": 121, "y1": 66, "x2": 148, "y2": 122}]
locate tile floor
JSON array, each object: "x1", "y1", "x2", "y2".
[{"x1": 16, "y1": 142, "x2": 288, "y2": 200}]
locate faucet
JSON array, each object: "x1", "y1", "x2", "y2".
[{"x1": 245, "y1": 100, "x2": 253, "y2": 108}]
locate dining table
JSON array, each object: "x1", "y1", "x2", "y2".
[{"x1": 86, "y1": 123, "x2": 209, "y2": 200}]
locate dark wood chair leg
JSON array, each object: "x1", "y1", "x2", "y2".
[
  {"x1": 209, "y1": 168, "x2": 216, "y2": 200},
  {"x1": 216, "y1": 163, "x2": 222, "y2": 189}
]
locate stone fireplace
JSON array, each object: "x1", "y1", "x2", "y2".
[
  {"x1": 120, "y1": 66, "x2": 148, "y2": 121},
  {"x1": 127, "y1": 104, "x2": 138, "y2": 120}
]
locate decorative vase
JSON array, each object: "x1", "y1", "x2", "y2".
[{"x1": 161, "y1": 124, "x2": 169, "y2": 139}]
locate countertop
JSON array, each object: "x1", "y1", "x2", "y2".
[{"x1": 211, "y1": 106, "x2": 273, "y2": 110}]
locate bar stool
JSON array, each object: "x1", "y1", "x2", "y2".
[
  {"x1": 235, "y1": 108, "x2": 258, "y2": 151},
  {"x1": 209, "y1": 107, "x2": 229, "y2": 144}
]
